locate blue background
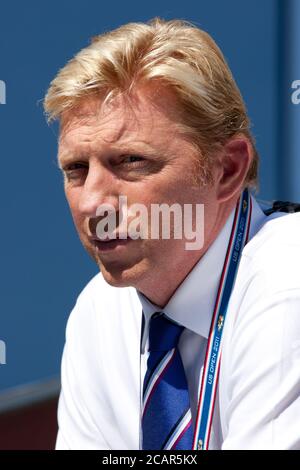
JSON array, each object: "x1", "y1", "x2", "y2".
[{"x1": 0, "y1": 0, "x2": 299, "y2": 391}]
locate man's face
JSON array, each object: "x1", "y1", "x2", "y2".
[{"x1": 58, "y1": 85, "x2": 221, "y2": 298}]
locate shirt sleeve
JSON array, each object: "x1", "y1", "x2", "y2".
[
  {"x1": 55, "y1": 298, "x2": 111, "y2": 450},
  {"x1": 222, "y1": 288, "x2": 300, "y2": 450}
]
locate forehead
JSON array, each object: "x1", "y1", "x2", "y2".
[{"x1": 58, "y1": 85, "x2": 186, "y2": 154}]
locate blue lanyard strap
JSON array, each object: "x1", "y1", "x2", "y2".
[{"x1": 192, "y1": 188, "x2": 252, "y2": 450}]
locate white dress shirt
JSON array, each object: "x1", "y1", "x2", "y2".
[{"x1": 56, "y1": 194, "x2": 300, "y2": 450}]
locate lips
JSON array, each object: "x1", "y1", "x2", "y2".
[
  {"x1": 90, "y1": 236, "x2": 133, "y2": 253},
  {"x1": 89, "y1": 232, "x2": 129, "y2": 241}
]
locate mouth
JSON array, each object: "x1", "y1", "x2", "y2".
[{"x1": 90, "y1": 236, "x2": 134, "y2": 253}]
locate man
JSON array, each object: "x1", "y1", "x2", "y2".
[{"x1": 44, "y1": 18, "x2": 300, "y2": 449}]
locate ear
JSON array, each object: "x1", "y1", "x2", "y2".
[{"x1": 215, "y1": 136, "x2": 253, "y2": 203}]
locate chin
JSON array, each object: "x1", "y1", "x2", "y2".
[
  {"x1": 96, "y1": 256, "x2": 148, "y2": 290},
  {"x1": 82, "y1": 238, "x2": 151, "y2": 288}
]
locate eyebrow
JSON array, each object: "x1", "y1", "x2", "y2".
[
  {"x1": 58, "y1": 142, "x2": 166, "y2": 168},
  {"x1": 57, "y1": 151, "x2": 87, "y2": 169}
]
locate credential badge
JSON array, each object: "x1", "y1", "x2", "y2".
[{"x1": 217, "y1": 315, "x2": 224, "y2": 332}]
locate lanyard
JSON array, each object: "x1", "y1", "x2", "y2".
[{"x1": 192, "y1": 188, "x2": 252, "y2": 450}]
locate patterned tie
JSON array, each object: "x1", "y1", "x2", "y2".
[{"x1": 142, "y1": 312, "x2": 194, "y2": 450}]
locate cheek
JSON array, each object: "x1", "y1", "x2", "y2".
[
  {"x1": 128, "y1": 174, "x2": 182, "y2": 204},
  {"x1": 65, "y1": 187, "x2": 75, "y2": 212},
  {"x1": 65, "y1": 189, "x2": 83, "y2": 228}
]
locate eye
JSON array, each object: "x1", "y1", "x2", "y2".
[
  {"x1": 63, "y1": 162, "x2": 87, "y2": 170},
  {"x1": 62, "y1": 162, "x2": 88, "y2": 181},
  {"x1": 121, "y1": 155, "x2": 146, "y2": 166}
]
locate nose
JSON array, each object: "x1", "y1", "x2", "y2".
[{"x1": 78, "y1": 162, "x2": 120, "y2": 218}]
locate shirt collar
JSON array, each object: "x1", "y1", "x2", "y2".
[{"x1": 138, "y1": 194, "x2": 267, "y2": 345}]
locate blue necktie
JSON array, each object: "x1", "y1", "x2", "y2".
[{"x1": 142, "y1": 312, "x2": 194, "y2": 450}]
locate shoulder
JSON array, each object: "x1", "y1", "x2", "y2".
[
  {"x1": 227, "y1": 211, "x2": 300, "y2": 327},
  {"x1": 71, "y1": 270, "x2": 140, "y2": 318},
  {"x1": 58, "y1": 273, "x2": 142, "y2": 449},
  {"x1": 222, "y1": 211, "x2": 300, "y2": 373},
  {"x1": 220, "y1": 214, "x2": 300, "y2": 447},
  {"x1": 241, "y1": 211, "x2": 300, "y2": 292},
  {"x1": 247, "y1": 210, "x2": 300, "y2": 251},
  {"x1": 65, "y1": 271, "x2": 141, "y2": 344}
]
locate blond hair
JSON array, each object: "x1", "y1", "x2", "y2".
[{"x1": 44, "y1": 17, "x2": 259, "y2": 188}]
